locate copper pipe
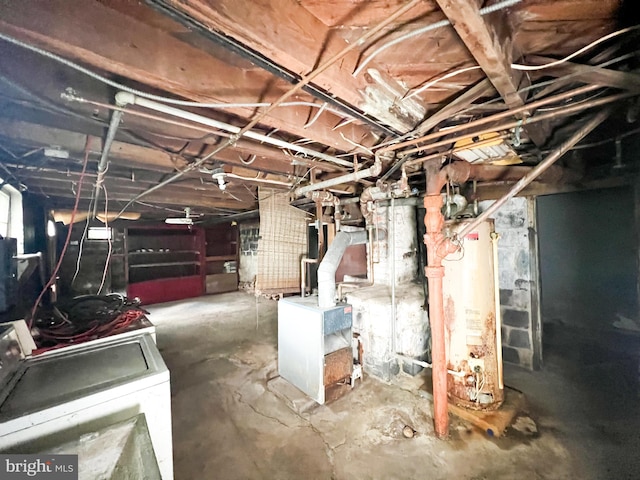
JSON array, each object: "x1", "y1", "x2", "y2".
[
  {"x1": 457, "y1": 108, "x2": 612, "y2": 239},
  {"x1": 380, "y1": 83, "x2": 603, "y2": 153},
  {"x1": 400, "y1": 91, "x2": 632, "y2": 158}
]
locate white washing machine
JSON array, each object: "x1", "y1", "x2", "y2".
[{"x1": 0, "y1": 333, "x2": 173, "y2": 480}]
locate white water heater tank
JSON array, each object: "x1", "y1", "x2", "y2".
[{"x1": 442, "y1": 218, "x2": 503, "y2": 410}]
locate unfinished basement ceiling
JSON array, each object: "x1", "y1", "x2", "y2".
[{"x1": 0, "y1": 0, "x2": 638, "y2": 220}]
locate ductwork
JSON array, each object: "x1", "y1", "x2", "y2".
[{"x1": 317, "y1": 229, "x2": 368, "y2": 308}]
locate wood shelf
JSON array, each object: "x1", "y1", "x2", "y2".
[
  {"x1": 206, "y1": 255, "x2": 236, "y2": 262},
  {"x1": 129, "y1": 250, "x2": 200, "y2": 255},
  {"x1": 130, "y1": 261, "x2": 201, "y2": 268}
]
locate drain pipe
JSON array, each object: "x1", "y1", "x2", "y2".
[
  {"x1": 114, "y1": 92, "x2": 353, "y2": 168},
  {"x1": 318, "y1": 229, "x2": 368, "y2": 308},
  {"x1": 423, "y1": 160, "x2": 459, "y2": 439},
  {"x1": 390, "y1": 196, "x2": 397, "y2": 356},
  {"x1": 92, "y1": 108, "x2": 124, "y2": 217}
]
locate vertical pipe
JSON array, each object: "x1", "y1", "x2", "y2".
[
  {"x1": 423, "y1": 193, "x2": 457, "y2": 438},
  {"x1": 92, "y1": 109, "x2": 123, "y2": 217},
  {"x1": 491, "y1": 232, "x2": 504, "y2": 390},
  {"x1": 316, "y1": 201, "x2": 325, "y2": 262},
  {"x1": 390, "y1": 197, "x2": 396, "y2": 355}
]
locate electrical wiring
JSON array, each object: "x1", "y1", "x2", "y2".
[
  {"x1": 404, "y1": 66, "x2": 482, "y2": 101},
  {"x1": 511, "y1": 25, "x2": 640, "y2": 71},
  {"x1": 29, "y1": 137, "x2": 92, "y2": 328},
  {"x1": 97, "y1": 185, "x2": 112, "y2": 295},
  {"x1": 0, "y1": 32, "x2": 352, "y2": 120},
  {"x1": 353, "y1": 0, "x2": 522, "y2": 77},
  {"x1": 33, "y1": 294, "x2": 148, "y2": 351},
  {"x1": 71, "y1": 191, "x2": 95, "y2": 287}
]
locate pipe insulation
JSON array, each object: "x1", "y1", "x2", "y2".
[
  {"x1": 114, "y1": 92, "x2": 353, "y2": 168},
  {"x1": 317, "y1": 229, "x2": 368, "y2": 308}
]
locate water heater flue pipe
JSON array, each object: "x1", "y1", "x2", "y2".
[{"x1": 317, "y1": 229, "x2": 368, "y2": 308}]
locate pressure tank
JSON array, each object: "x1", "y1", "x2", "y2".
[{"x1": 442, "y1": 218, "x2": 503, "y2": 410}]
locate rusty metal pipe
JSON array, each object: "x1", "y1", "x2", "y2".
[
  {"x1": 423, "y1": 158, "x2": 461, "y2": 438},
  {"x1": 457, "y1": 108, "x2": 611, "y2": 239},
  {"x1": 400, "y1": 92, "x2": 629, "y2": 157},
  {"x1": 381, "y1": 83, "x2": 603, "y2": 153},
  {"x1": 423, "y1": 192, "x2": 457, "y2": 438}
]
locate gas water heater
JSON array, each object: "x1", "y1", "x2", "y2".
[{"x1": 442, "y1": 218, "x2": 504, "y2": 410}]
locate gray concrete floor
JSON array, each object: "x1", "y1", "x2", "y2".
[{"x1": 147, "y1": 292, "x2": 640, "y2": 480}]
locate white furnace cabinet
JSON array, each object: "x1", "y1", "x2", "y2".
[{"x1": 278, "y1": 296, "x2": 353, "y2": 404}]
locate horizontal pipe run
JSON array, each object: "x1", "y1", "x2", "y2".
[
  {"x1": 63, "y1": 96, "x2": 345, "y2": 174},
  {"x1": 380, "y1": 83, "x2": 603, "y2": 153},
  {"x1": 295, "y1": 160, "x2": 382, "y2": 196},
  {"x1": 399, "y1": 91, "x2": 633, "y2": 158},
  {"x1": 457, "y1": 108, "x2": 611, "y2": 239},
  {"x1": 115, "y1": 92, "x2": 353, "y2": 168}
]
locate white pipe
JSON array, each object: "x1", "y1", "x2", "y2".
[
  {"x1": 390, "y1": 197, "x2": 397, "y2": 356},
  {"x1": 115, "y1": 92, "x2": 353, "y2": 168},
  {"x1": 295, "y1": 160, "x2": 382, "y2": 196},
  {"x1": 225, "y1": 172, "x2": 292, "y2": 187}
]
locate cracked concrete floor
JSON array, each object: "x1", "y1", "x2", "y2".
[{"x1": 147, "y1": 292, "x2": 639, "y2": 480}]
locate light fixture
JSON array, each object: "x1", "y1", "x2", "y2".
[
  {"x1": 47, "y1": 219, "x2": 57, "y2": 237},
  {"x1": 453, "y1": 132, "x2": 522, "y2": 165},
  {"x1": 165, "y1": 207, "x2": 194, "y2": 225},
  {"x1": 44, "y1": 147, "x2": 69, "y2": 159},
  {"x1": 210, "y1": 168, "x2": 227, "y2": 191}
]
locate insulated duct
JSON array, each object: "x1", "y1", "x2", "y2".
[{"x1": 317, "y1": 229, "x2": 368, "y2": 308}]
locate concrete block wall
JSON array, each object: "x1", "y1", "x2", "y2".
[{"x1": 480, "y1": 197, "x2": 542, "y2": 370}]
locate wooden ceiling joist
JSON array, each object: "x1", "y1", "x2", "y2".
[
  {"x1": 433, "y1": 0, "x2": 552, "y2": 145},
  {"x1": 0, "y1": 0, "x2": 375, "y2": 152}
]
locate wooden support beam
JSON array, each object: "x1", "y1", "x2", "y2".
[
  {"x1": 434, "y1": 0, "x2": 523, "y2": 109},
  {"x1": 526, "y1": 55, "x2": 640, "y2": 93},
  {"x1": 433, "y1": 0, "x2": 549, "y2": 145},
  {"x1": 0, "y1": 118, "x2": 182, "y2": 172},
  {"x1": 0, "y1": 118, "x2": 298, "y2": 176},
  {"x1": 160, "y1": 0, "x2": 430, "y2": 132},
  {"x1": 414, "y1": 79, "x2": 495, "y2": 135},
  {"x1": 28, "y1": 182, "x2": 254, "y2": 210},
  {"x1": 0, "y1": 0, "x2": 375, "y2": 152},
  {"x1": 473, "y1": 175, "x2": 633, "y2": 201}
]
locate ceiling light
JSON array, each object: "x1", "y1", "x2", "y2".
[
  {"x1": 44, "y1": 147, "x2": 69, "y2": 159},
  {"x1": 210, "y1": 168, "x2": 227, "y2": 191},
  {"x1": 165, "y1": 207, "x2": 193, "y2": 225},
  {"x1": 453, "y1": 132, "x2": 522, "y2": 165}
]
